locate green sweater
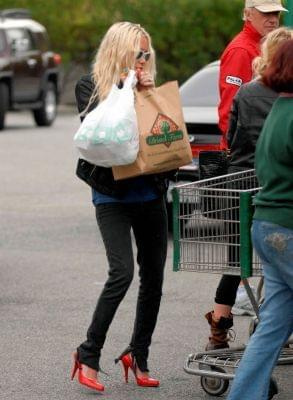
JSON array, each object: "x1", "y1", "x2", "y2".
[{"x1": 254, "y1": 97, "x2": 293, "y2": 229}]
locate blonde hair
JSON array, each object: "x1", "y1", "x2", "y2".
[
  {"x1": 253, "y1": 27, "x2": 293, "y2": 78},
  {"x1": 87, "y1": 21, "x2": 156, "y2": 108}
]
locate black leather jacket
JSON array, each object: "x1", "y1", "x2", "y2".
[
  {"x1": 227, "y1": 79, "x2": 278, "y2": 170},
  {"x1": 75, "y1": 75, "x2": 175, "y2": 197}
]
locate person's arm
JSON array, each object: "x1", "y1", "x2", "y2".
[
  {"x1": 75, "y1": 75, "x2": 95, "y2": 121},
  {"x1": 218, "y1": 48, "x2": 254, "y2": 148},
  {"x1": 288, "y1": 117, "x2": 293, "y2": 162},
  {"x1": 226, "y1": 91, "x2": 240, "y2": 150}
]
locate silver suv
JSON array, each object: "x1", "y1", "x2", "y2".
[{"x1": 167, "y1": 61, "x2": 221, "y2": 229}]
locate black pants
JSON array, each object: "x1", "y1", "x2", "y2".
[
  {"x1": 215, "y1": 231, "x2": 241, "y2": 306},
  {"x1": 214, "y1": 166, "x2": 252, "y2": 307},
  {"x1": 215, "y1": 212, "x2": 241, "y2": 306},
  {"x1": 77, "y1": 197, "x2": 168, "y2": 371},
  {"x1": 215, "y1": 275, "x2": 241, "y2": 306}
]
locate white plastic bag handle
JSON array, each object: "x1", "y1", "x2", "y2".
[{"x1": 123, "y1": 69, "x2": 137, "y2": 90}]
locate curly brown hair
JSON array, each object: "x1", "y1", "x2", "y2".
[{"x1": 262, "y1": 39, "x2": 293, "y2": 93}]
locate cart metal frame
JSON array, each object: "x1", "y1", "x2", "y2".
[{"x1": 172, "y1": 169, "x2": 293, "y2": 397}]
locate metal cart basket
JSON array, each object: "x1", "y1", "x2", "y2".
[
  {"x1": 172, "y1": 169, "x2": 261, "y2": 278},
  {"x1": 172, "y1": 169, "x2": 293, "y2": 398}
]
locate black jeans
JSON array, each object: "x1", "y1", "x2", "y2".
[
  {"x1": 214, "y1": 166, "x2": 252, "y2": 307},
  {"x1": 214, "y1": 208, "x2": 241, "y2": 306},
  {"x1": 77, "y1": 197, "x2": 168, "y2": 371},
  {"x1": 215, "y1": 275, "x2": 241, "y2": 306}
]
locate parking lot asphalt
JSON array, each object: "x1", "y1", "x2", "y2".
[{"x1": 1, "y1": 111, "x2": 292, "y2": 400}]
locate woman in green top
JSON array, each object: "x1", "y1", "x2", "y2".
[{"x1": 228, "y1": 39, "x2": 293, "y2": 400}]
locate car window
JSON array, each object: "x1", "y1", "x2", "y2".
[
  {"x1": 6, "y1": 28, "x2": 35, "y2": 53},
  {"x1": 33, "y1": 31, "x2": 49, "y2": 51},
  {"x1": 180, "y1": 65, "x2": 219, "y2": 107}
]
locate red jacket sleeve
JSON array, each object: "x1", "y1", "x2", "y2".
[{"x1": 218, "y1": 48, "x2": 254, "y2": 149}]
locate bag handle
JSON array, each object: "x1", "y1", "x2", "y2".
[{"x1": 123, "y1": 69, "x2": 137, "y2": 90}]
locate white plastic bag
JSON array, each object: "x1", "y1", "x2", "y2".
[{"x1": 74, "y1": 70, "x2": 139, "y2": 167}]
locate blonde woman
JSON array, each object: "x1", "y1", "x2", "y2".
[
  {"x1": 204, "y1": 27, "x2": 292, "y2": 351},
  {"x1": 71, "y1": 22, "x2": 171, "y2": 391}
]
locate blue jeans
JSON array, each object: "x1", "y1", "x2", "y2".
[{"x1": 228, "y1": 219, "x2": 293, "y2": 400}]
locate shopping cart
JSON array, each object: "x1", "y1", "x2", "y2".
[{"x1": 172, "y1": 169, "x2": 293, "y2": 398}]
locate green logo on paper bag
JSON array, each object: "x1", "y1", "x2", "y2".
[{"x1": 146, "y1": 113, "x2": 183, "y2": 147}]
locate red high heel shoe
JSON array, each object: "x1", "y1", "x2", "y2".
[
  {"x1": 71, "y1": 352, "x2": 104, "y2": 392},
  {"x1": 120, "y1": 353, "x2": 160, "y2": 387}
]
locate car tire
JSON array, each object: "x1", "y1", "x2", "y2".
[
  {"x1": 0, "y1": 82, "x2": 9, "y2": 130},
  {"x1": 33, "y1": 82, "x2": 57, "y2": 126}
]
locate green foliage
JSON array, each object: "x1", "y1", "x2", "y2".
[{"x1": 0, "y1": 0, "x2": 244, "y2": 83}]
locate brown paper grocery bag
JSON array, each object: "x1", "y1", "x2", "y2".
[{"x1": 112, "y1": 81, "x2": 192, "y2": 180}]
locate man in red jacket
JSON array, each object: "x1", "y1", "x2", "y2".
[
  {"x1": 218, "y1": 0, "x2": 287, "y2": 149},
  {"x1": 205, "y1": 0, "x2": 288, "y2": 352}
]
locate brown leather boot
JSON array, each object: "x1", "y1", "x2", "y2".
[{"x1": 205, "y1": 311, "x2": 234, "y2": 350}]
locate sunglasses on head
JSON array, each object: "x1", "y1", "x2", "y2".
[{"x1": 136, "y1": 50, "x2": 151, "y2": 61}]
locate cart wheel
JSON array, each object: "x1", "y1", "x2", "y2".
[
  {"x1": 268, "y1": 377, "x2": 278, "y2": 400},
  {"x1": 200, "y1": 366, "x2": 229, "y2": 396}
]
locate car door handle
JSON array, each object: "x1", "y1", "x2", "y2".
[{"x1": 27, "y1": 58, "x2": 37, "y2": 68}]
